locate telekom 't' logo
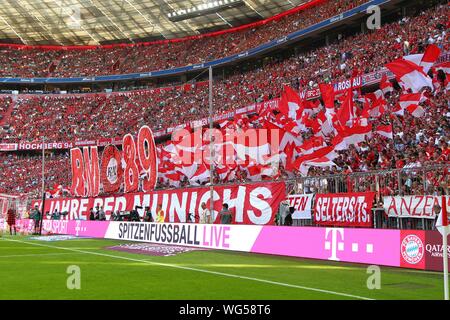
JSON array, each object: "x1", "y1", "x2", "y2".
[
  {"x1": 324, "y1": 228, "x2": 344, "y2": 261},
  {"x1": 75, "y1": 220, "x2": 81, "y2": 237}
]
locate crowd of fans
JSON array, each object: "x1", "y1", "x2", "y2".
[
  {"x1": 0, "y1": 0, "x2": 366, "y2": 78},
  {"x1": 0, "y1": 3, "x2": 447, "y2": 143},
  {"x1": 0, "y1": 2, "x2": 448, "y2": 198},
  {"x1": 0, "y1": 84, "x2": 448, "y2": 198},
  {"x1": 0, "y1": 96, "x2": 12, "y2": 122},
  {"x1": 0, "y1": 152, "x2": 69, "y2": 196}
]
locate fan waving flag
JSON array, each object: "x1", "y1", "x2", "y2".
[
  {"x1": 332, "y1": 124, "x2": 372, "y2": 151},
  {"x1": 380, "y1": 74, "x2": 394, "y2": 95},
  {"x1": 404, "y1": 44, "x2": 441, "y2": 74},
  {"x1": 279, "y1": 85, "x2": 304, "y2": 121},
  {"x1": 386, "y1": 58, "x2": 433, "y2": 93},
  {"x1": 398, "y1": 93, "x2": 427, "y2": 117},
  {"x1": 293, "y1": 145, "x2": 338, "y2": 175},
  {"x1": 375, "y1": 124, "x2": 393, "y2": 139},
  {"x1": 335, "y1": 89, "x2": 356, "y2": 127},
  {"x1": 399, "y1": 92, "x2": 425, "y2": 109},
  {"x1": 319, "y1": 83, "x2": 336, "y2": 115},
  {"x1": 420, "y1": 44, "x2": 441, "y2": 74}
]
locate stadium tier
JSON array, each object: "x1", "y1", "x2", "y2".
[
  {"x1": 0, "y1": 0, "x2": 367, "y2": 78},
  {"x1": 0, "y1": 1, "x2": 448, "y2": 199}
]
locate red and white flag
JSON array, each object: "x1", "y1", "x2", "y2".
[
  {"x1": 335, "y1": 89, "x2": 356, "y2": 127},
  {"x1": 189, "y1": 164, "x2": 211, "y2": 186},
  {"x1": 375, "y1": 124, "x2": 393, "y2": 139},
  {"x1": 398, "y1": 93, "x2": 427, "y2": 117},
  {"x1": 404, "y1": 44, "x2": 441, "y2": 74},
  {"x1": 399, "y1": 92, "x2": 425, "y2": 109},
  {"x1": 299, "y1": 157, "x2": 338, "y2": 177},
  {"x1": 380, "y1": 73, "x2": 394, "y2": 95},
  {"x1": 361, "y1": 90, "x2": 386, "y2": 118},
  {"x1": 315, "y1": 110, "x2": 335, "y2": 136},
  {"x1": 420, "y1": 44, "x2": 441, "y2": 74},
  {"x1": 333, "y1": 124, "x2": 372, "y2": 151},
  {"x1": 406, "y1": 104, "x2": 426, "y2": 118},
  {"x1": 279, "y1": 85, "x2": 304, "y2": 121},
  {"x1": 293, "y1": 145, "x2": 338, "y2": 174},
  {"x1": 319, "y1": 83, "x2": 336, "y2": 115},
  {"x1": 436, "y1": 195, "x2": 449, "y2": 236},
  {"x1": 302, "y1": 100, "x2": 322, "y2": 116},
  {"x1": 386, "y1": 58, "x2": 433, "y2": 93}
]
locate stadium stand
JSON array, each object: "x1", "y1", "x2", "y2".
[
  {"x1": 0, "y1": 0, "x2": 366, "y2": 78},
  {"x1": 0, "y1": 1, "x2": 448, "y2": 200}
]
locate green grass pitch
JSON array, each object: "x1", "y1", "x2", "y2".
[{"x1": 0, "y1": 235, "x2": 444, "y2": 300}]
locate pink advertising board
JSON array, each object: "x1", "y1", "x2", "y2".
[
  {"x1": 37, "y1": 220, "x2": 402, "y2": 269},
  {"x1": 17, "y1": 219, "x2": 448, "y2": 271}
]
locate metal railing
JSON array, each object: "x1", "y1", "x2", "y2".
[
  {"x1": 282, "y1": 164, "x2": 449, "y2": 230},
  {"x1": 287, "y1": 164, "x2": 449, "y2": 197}
]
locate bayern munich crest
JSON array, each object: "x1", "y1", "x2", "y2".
[{"x1": 401, "y1": 235, "x2": 424, "y2": 265}]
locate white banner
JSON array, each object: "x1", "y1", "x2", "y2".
[
  {"x1": 383, "y1": 195, "x2": 450, "y2": 219},
  {"x1": 287, "y1": 194, "x2": 314, "y2": 219}
]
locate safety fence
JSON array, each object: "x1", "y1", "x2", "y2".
[{"x1": 280, "y1": 164, "x2": 449, "y2": 230}]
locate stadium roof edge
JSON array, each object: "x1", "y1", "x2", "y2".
[{"x1": 0, "y1": 0, "x2": 401, "y2": 85}]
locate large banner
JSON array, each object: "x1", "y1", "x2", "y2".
[
  {"x1": 383, "y1": 196, "x2": 450, "y2": 219},
  {"x1": 32, "y1": 181, "x2": 286, "y2": 225},
  {"x1": 33, "y1": 220, "x2": 401, "y2": 268},
  {"x1": 287, "y1": 194, "x2": 314, "y2": 219},
  {"x1": 314, "y1": 192, "x2": 375, "y2": 227}
]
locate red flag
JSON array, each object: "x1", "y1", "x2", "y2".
[
  {"x1": 375, "y1": 124, "x2": 393, "y2": 139},
  {"x1": 380, "y1": 74, "x2": 394, "y2": 95},
  {"x1": 279, "y1": 85, "x2": 304, "y2": 121},
  {"x1": 420, "y1": 44, "x2": 441, "y2": 74},
  {"x1": 319, "y1": 83, "x2": 335, "y2": 111},
  {"x1": 335, "y1": 89, "x2": 356, "y2": 127},
  {"x1": 332, "y1": 124, "x2": 372, "y2": 150},
  {"x1": 386, "y1": 58, "x2": 433, "y2": 93},
  {"x1": 398, "y1": 93, "x2": 427, "y2": 117}
]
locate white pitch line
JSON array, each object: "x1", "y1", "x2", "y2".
[{"x1": 0, "y1": 238, "x2": 374, "y2": 300}]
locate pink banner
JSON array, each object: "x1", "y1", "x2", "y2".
[
  {"x1": 251, "y1": 226, "x2": 400, "y2": 266},
  {"x1": 47, "y1": 220, "x2": 402, "y2": 268}
]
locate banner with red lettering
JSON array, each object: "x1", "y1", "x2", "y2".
[
  {"x1": 314, "y1": 192, "x2": 375, "y2": 227},
  {"x1": 32, "y1": 181, "x2": 285, "y2": 225},
  {"x1": 383, "y1": 196, "x2": 450, "y2": 219},
  {"x1": 287, "y1": 194, "x2": 314, "y2": 219}
]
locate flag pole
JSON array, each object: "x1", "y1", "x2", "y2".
[
  {"x1": 39, "y1": 136, "x2": 46, "y2": 235},
  {"x1": 208, "y1": 66, "x2": 214, "y2": 222},
  {"x1": 443, "y1": 232, "x2": 448, "y2": 300},
  {"x1": 442, "y1": 195, "x2": 449, "y2": 300}
]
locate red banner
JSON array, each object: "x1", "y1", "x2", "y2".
[
  {"x1": 32, "y1": 181, "x2": 286, "y2": 225},
  {"x1": 314, "y1": 192, "x2": 375, "y2": 227},
  {"x1": 424, "y1": 231, "x2": 450, "y2": 272},
  {"x1": 399, "y1": 230, "x2": 450, "y2": 271}
]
